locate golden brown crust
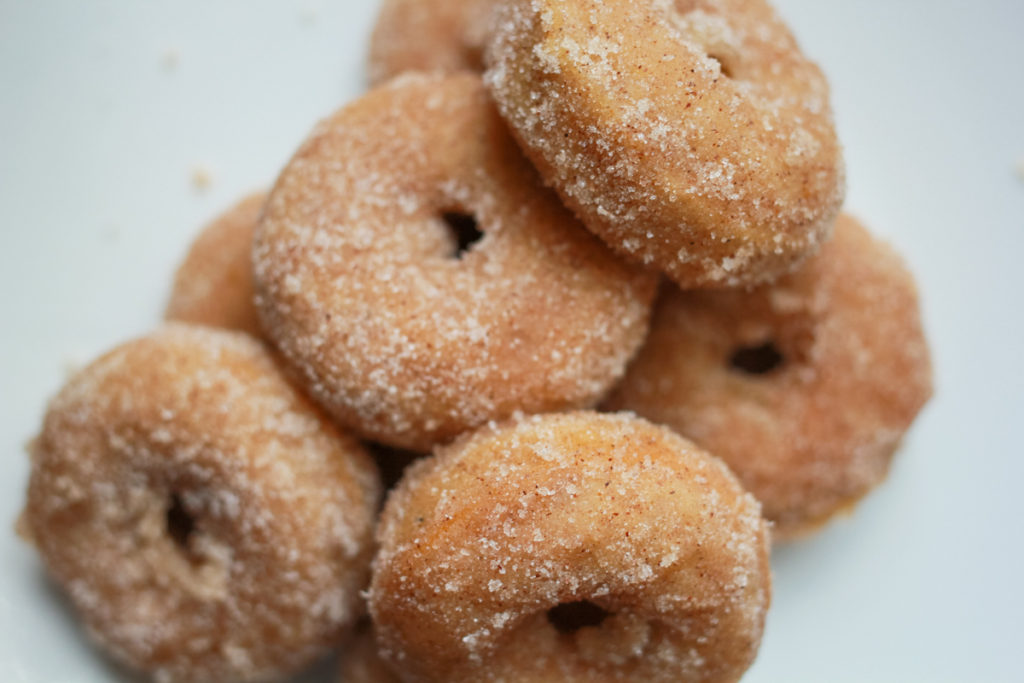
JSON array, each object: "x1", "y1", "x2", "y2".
[
  {"x1": 605, "y1": 215, "x2": 933, "y2": 539},
  {"x1": 370, "y1": 412, "x2": 770, "y2": 682},
  {"x1": 485, "y1": 0, "x2": 844, "y2": 288},
  {"x1": 254, "y1": 73, "x2": 657, "y2": 452},
  {"x1": 165, "y1": 192, "x2": 266, "y2": 337},
  {"x1": 23, "y1": 324, "x2": 381, "y2": 682},
  {"x1": 368, "y1": 0, "x2": 499, "y2": 84}
]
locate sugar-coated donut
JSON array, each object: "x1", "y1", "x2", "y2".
[
  {"x1": 370, "y1": 411, "x2": 770, "y2": 682},
  {"x1": 486, "y1": 0, "x2": 844, "y2": 288},
  {"x1": 165, "y1": 192, "x2": 266, "y2": 336},
  {"x1": 255, "y1": 73, "x2": 657, "y2": 452},
  {"x1": 21, "y1": 324, "x2": 381, "y2": 682},
  {"x1": 368, "y1": 0, "x2": 498, "y2": 84},
  {"x1": 605, "y1": 215, "x2": 933, "y2": 539},
  {"x1": 339, "y1": 628, "x2": 402, "y2": 683}
]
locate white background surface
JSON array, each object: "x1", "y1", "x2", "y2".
[{"x1": 1, "y1": 1, "x2": 1022, "y2": 681}]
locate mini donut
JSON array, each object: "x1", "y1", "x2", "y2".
[
  {"x1": 485, "y1": 0, "x2": 845, "y2": 288},
  {"x1": 254, "y1": 73, "x2": 657, "y2": 452},
  {"x1": 368, "y1": 0, "x2": 498, "y2": 84},
  {"x1": 165, "y1": 192, "x2": 266, "y2": 337},
  {"x1": 605, "y1": 214, "x2": 933, "y2": 539},
  {"x1": 370, "y1": 411, "x2": 771, "y2": 682},
  {"x1": 21, "y1": 324, "x2": 381, "y2": 682},
  {"x1": 339, "y1": 628, "x2": 402, "y2": 683}
]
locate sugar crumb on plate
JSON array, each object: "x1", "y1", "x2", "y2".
[
  {"x1": 298, "y1": 4, "x2": 320, "y2": 26},
  {"x1": 190, "y1": 164, "x2": 215, "y2": 192},
  {"x1": 160, "y1": 47, "x2": 180, "y2": 72}
]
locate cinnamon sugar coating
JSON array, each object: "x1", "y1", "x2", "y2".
[
  {"x1": 254, "y1": 73, "x2": 657, "y2": 452},
  {"x1": 368, "y1": 0, "x2": 499, "y2": 84},
  {"x1": 605, "y1": 215, "x2": 933, "y2": 539},
  {"x1": 22, "y1": 325, "x2": 381, "y2": 682},
  {"x1": 165, "y1": 192, "x2": 266, "y2": 337},
  {"x1": 485, "y1": 0, "x2": 845, "y2": 288},
  {"x1": 370, "y1": 412, "x2": 770, "y2": 682}
]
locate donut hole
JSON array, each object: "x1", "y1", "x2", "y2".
[
  {"x1": 664, "y1": 2, "x2": 742, "y2": 80},
  {"x1": 162, "y1": 492, "x2": 232, "y2": 598},
  {"x1": 441, "y1": 210, "x2": 484, "y2": 259},
  {"x1": 547, "y1": 600, "x2": 611, "y2": 634},
  {"x1": 166, "y1": 493, "x2": 196, "y2": 552},
  {"x1": 729, "y1": 341, "x2": 784, "y2": 375},
  {"x1": 707, "y1": 53, "x2": 735, "y2": 79}
]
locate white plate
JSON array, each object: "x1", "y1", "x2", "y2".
[{"x1": 1, "y1": 1, "x2": 1022, "y2": 681}]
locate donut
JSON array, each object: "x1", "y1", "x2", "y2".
[
  {"x1": 605, "y1": 214, "x2": 933, "y2": 539},
  {"x1": 165, "y1": 192, "x2": 266, "y2": 336},
  {"x1": 254, "y1": 73, "x2": 657, "y2": 452},
  {"x1": 21, "y1": 324, "x2": 381, "y2": 682},
  {"x1": 339, "y1": 628, "x2": 402, "y2": 683},
  {"x1": 370, "y1": 411, "x2": 771, "y2": 682},
  {"x1": 485, "y1": 0, "x2": 845, "y2": 288},
  {"x1": 368, "y1": 0, "x2": 498, "y2": 84}
]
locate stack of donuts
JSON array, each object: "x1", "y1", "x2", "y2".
[{"x1": 19, "y1": 1, "x2": 933, "y2": 681}]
